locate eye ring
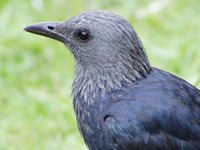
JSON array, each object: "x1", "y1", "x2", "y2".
[{"x1": 75, "y1": 29, "x2": 91, "y2": 43}]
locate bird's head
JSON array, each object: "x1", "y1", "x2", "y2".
[{"x1": 25, "y1": 10, "x2": 151, "y2": 85}]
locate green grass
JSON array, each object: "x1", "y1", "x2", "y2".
[{"x1": 0, "y1": 0, "x2": 200, "y2": 149}]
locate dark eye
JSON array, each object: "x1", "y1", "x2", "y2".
[{"x1": 75, "y1": 29, "x2": 91, "y2": 42}]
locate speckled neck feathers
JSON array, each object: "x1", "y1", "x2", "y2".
[{"x1": 72, "y1": 53, "x2": 151, "y2": 105}]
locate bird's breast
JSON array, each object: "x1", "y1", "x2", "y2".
[{"x1": 73, "y1": 94, "x2": 107, "y2": 149}]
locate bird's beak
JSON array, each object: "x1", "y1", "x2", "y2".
[{"x1": 24, "y1": 22, "x2": 68, "y2": 43}]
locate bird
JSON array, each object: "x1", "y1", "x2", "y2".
[{"x1": 24, "y1": 10, "x2": 200, "y2": 150}]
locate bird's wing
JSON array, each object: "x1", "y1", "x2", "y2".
[
  {"x1": 102, "y1": 99, "x2": 200, "y2": 150},
  {"x1": 101, "y1": 69, "x2": 200, "y2": 150}
]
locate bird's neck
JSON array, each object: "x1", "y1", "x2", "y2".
[{"x1": 72, "y1": 62, "x2": 151, "y2": 105}]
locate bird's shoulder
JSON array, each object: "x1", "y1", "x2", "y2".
[
  {"x1": 104, "y1": 67, "x2": 200, "y2": 109},
  {"x1": 100, "y1": 68, "x2": 200, "y2": 150}
]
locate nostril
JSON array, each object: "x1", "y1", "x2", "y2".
[{"x1": 47, "y1": 26, "x2": 55, "y2": 30}]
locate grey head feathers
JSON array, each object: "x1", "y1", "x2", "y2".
[{"x1": 65, "y1": 10, "x2": 151, "y2": 103}]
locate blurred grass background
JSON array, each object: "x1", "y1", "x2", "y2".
[{"x1": 0, "y1": 0, "x2": 200, "y2": 149}]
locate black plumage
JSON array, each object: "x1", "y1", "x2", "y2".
[
  {"x1": 24, "y1": 10, "x2": 200, "y2": 150},
  {"x1": 73, "y1": 68, "x2": 200, "y2": 150}
]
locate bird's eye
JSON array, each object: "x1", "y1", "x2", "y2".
[{"x1": 75, "y1": 29, "x2": 91, "y2": 42}]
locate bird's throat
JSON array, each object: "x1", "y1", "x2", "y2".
[{"x1": 72, "y1": 64, "x2": 151, "y2": 106}]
